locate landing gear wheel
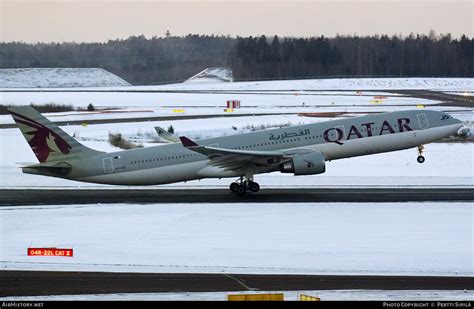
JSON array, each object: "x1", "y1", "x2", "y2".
[
  {"x1": 417, "y1": 145, "x2": 425, "y2": 164},
  {"x1": 230, "y1": 176, "x2": 258, "y2": 195},
  {"x1": 230, "y1": 182, "x2": 239, "y2": 193},
  {"x1": 236, "y1": 185, "x2": 247, "y2": 195},
  {"x1": 248, "y1": 181, "x2": 260, "y2": 193}
]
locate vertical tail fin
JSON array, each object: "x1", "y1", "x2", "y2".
[
  {"x1": 154, "y1": 126, "x2": 180, "y2": 143},
  {"x1": 8, "y1": 106, "x2": 102, "y2": 163}
]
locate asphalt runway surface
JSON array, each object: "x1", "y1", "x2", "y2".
[
  {"x1": 1, "y1": 270, "x2": 473, "y2": 296},
  {"x1": 0, "y1": 187, "x2": 473, "y2": 206}
]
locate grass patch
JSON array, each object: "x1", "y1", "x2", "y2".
[{"x1": 0, "y1": 103, "x2": 78, "y2": 114}]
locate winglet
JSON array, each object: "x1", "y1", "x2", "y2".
[{"x1": 179, "y1": 136, "x2": 199, "y2": 147}]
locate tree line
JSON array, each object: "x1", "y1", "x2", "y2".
[{"x1": 1, "y1": 33, "x2": 472, "y2": 85}]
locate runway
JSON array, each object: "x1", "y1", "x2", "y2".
[
  {"x1": 0, "y1": 187, "x2": 473, "y2": 206},
  {"x1": 1, "y1": 270, "x2": 473, "y2": 296}
]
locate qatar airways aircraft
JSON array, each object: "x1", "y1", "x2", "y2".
[{"x1": 9, "y1": 106, "x2": 462, "y2": 194}]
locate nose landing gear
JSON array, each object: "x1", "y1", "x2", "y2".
[
  {"x1": 417, "y1": 145, "x2": 425, "y2": 163},
  {"x1": 229, "y1": 176, "x2": 260, "y2": 195}
]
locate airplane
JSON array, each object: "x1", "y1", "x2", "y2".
[
  {"x1": 8, "y1": 106, "x2": 463, "y2": 194},
  {"x1": 154, "y1": 125, "x2": 180, "y2": 143}
]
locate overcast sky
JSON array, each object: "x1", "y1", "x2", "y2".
[{"x1": 1, "y1": 0, "x2": 472, "y2": 43}]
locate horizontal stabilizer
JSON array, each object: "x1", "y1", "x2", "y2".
[
  {"x1": 15, "y1": 162, "x2": 37, "y2": 166},
  {"x1": 22, "y1": 162, "x2": 72, "y2": 177}
]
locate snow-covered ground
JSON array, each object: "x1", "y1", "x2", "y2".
[
  {"x1": 0, "y1": 68, "x2": 130, "y2": 88},
  {"x1": 3, "y1": 77, "x2": 471, "y2": 92},
  {"x1": 149, "y1": 77, "x2": 474, "y2": 92},
  {"x1": 0, "y1": 202, "x2": 472, "y2": 276},
  {"x1": 1, "y1": 78, "x2": 471, "y2": 127},
  {"x1": 1, "y1": 103, "x2": 465, "y2": 127},
  {"x1": 1, "y1": 290, "x2": 473, "y2": 301},
  {"x1": 185, "y1": 67, "x2": 233, "y2": 83},
  {"x1": 0, "y1": 88, "x2": 443, "y2": 110}
]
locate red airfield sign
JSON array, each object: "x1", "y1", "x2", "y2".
[{"x1": 28, "y1": 248, "x2": 73, "y2": 257}]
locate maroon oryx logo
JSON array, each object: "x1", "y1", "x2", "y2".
[{"x1": 10, "y1": 111, "x2": 72, "y2": 162}]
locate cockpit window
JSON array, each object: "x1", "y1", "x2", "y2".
[{"x1": 440, "y1": 114, "x2": 450, "y2": 120}]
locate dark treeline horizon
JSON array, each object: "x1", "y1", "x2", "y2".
[{"x1": 1, "y1": 33, "x2": 473, "y2": 85}]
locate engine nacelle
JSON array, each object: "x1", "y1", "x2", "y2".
[{"x1": 280, "y1": 151, "x2": 326, "y2": 175}]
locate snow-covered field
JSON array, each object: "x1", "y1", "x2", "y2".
[
  {"x1": 0, "y1": 202, "x2": 472, "y2": 276},
  {"x1": 0, "y1": 77, "x2": 470, "y2": 126},
  {"x1": 1, "y1": 103, "x2": 465, "y2": 127},
  {"x1": 1, "y1": 78, "x2": 471, "y2": 128},
  {"x1": 185, "y1": 67, "x2": 233, "y2": 83},
  {"x1": 153, "y1": 77, "x2": 474, "y2": 92},
  {"x1": 1, "y1": 290, "x2": 473, "y2": 301},
  {"x1": 0, "y1": 88, "x2": 444, "y2": 111},
  {"x1": 3, "y1": 77, "x2": 471, "y2": 91},
  {"x1": 0, "y1": 68, "x2": 130, "y2": 88}
]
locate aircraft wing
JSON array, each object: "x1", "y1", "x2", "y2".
[{"x1": 179, "y1": 136, "x2": 287, "y2": 171}]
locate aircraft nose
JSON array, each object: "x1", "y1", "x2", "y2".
[
  {"x1": 443, "y1": 112, "x2": 463, "y2": 126},
  {"x1": 440, "y1": 111, "x2": 464, "y2": 131},
  {"x1": 452, "y1": 117, "x2": 464, "y2": 133}
]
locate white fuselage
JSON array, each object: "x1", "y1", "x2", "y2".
[{"x1": 66, "y1": 110, "x2": 462, "y2": 186}]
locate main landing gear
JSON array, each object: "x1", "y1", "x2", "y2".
[
  {"x1": 417, "y1": 145, "x2": 425, "y2": 163},
  {"x1": 229, "y1": 177, "x2": 260, "y2": 195}
]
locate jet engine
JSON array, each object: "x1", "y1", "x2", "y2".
[{"x1": 280, "y1": 151, "x2": 326, "y2": 175}]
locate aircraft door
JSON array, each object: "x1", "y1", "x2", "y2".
[
  {"x1": 417, "y1": 114, "x2": 429, "y2": 130},
  {"x1": 103, "y1": 157, "x2": 114, "y2": 174}
]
